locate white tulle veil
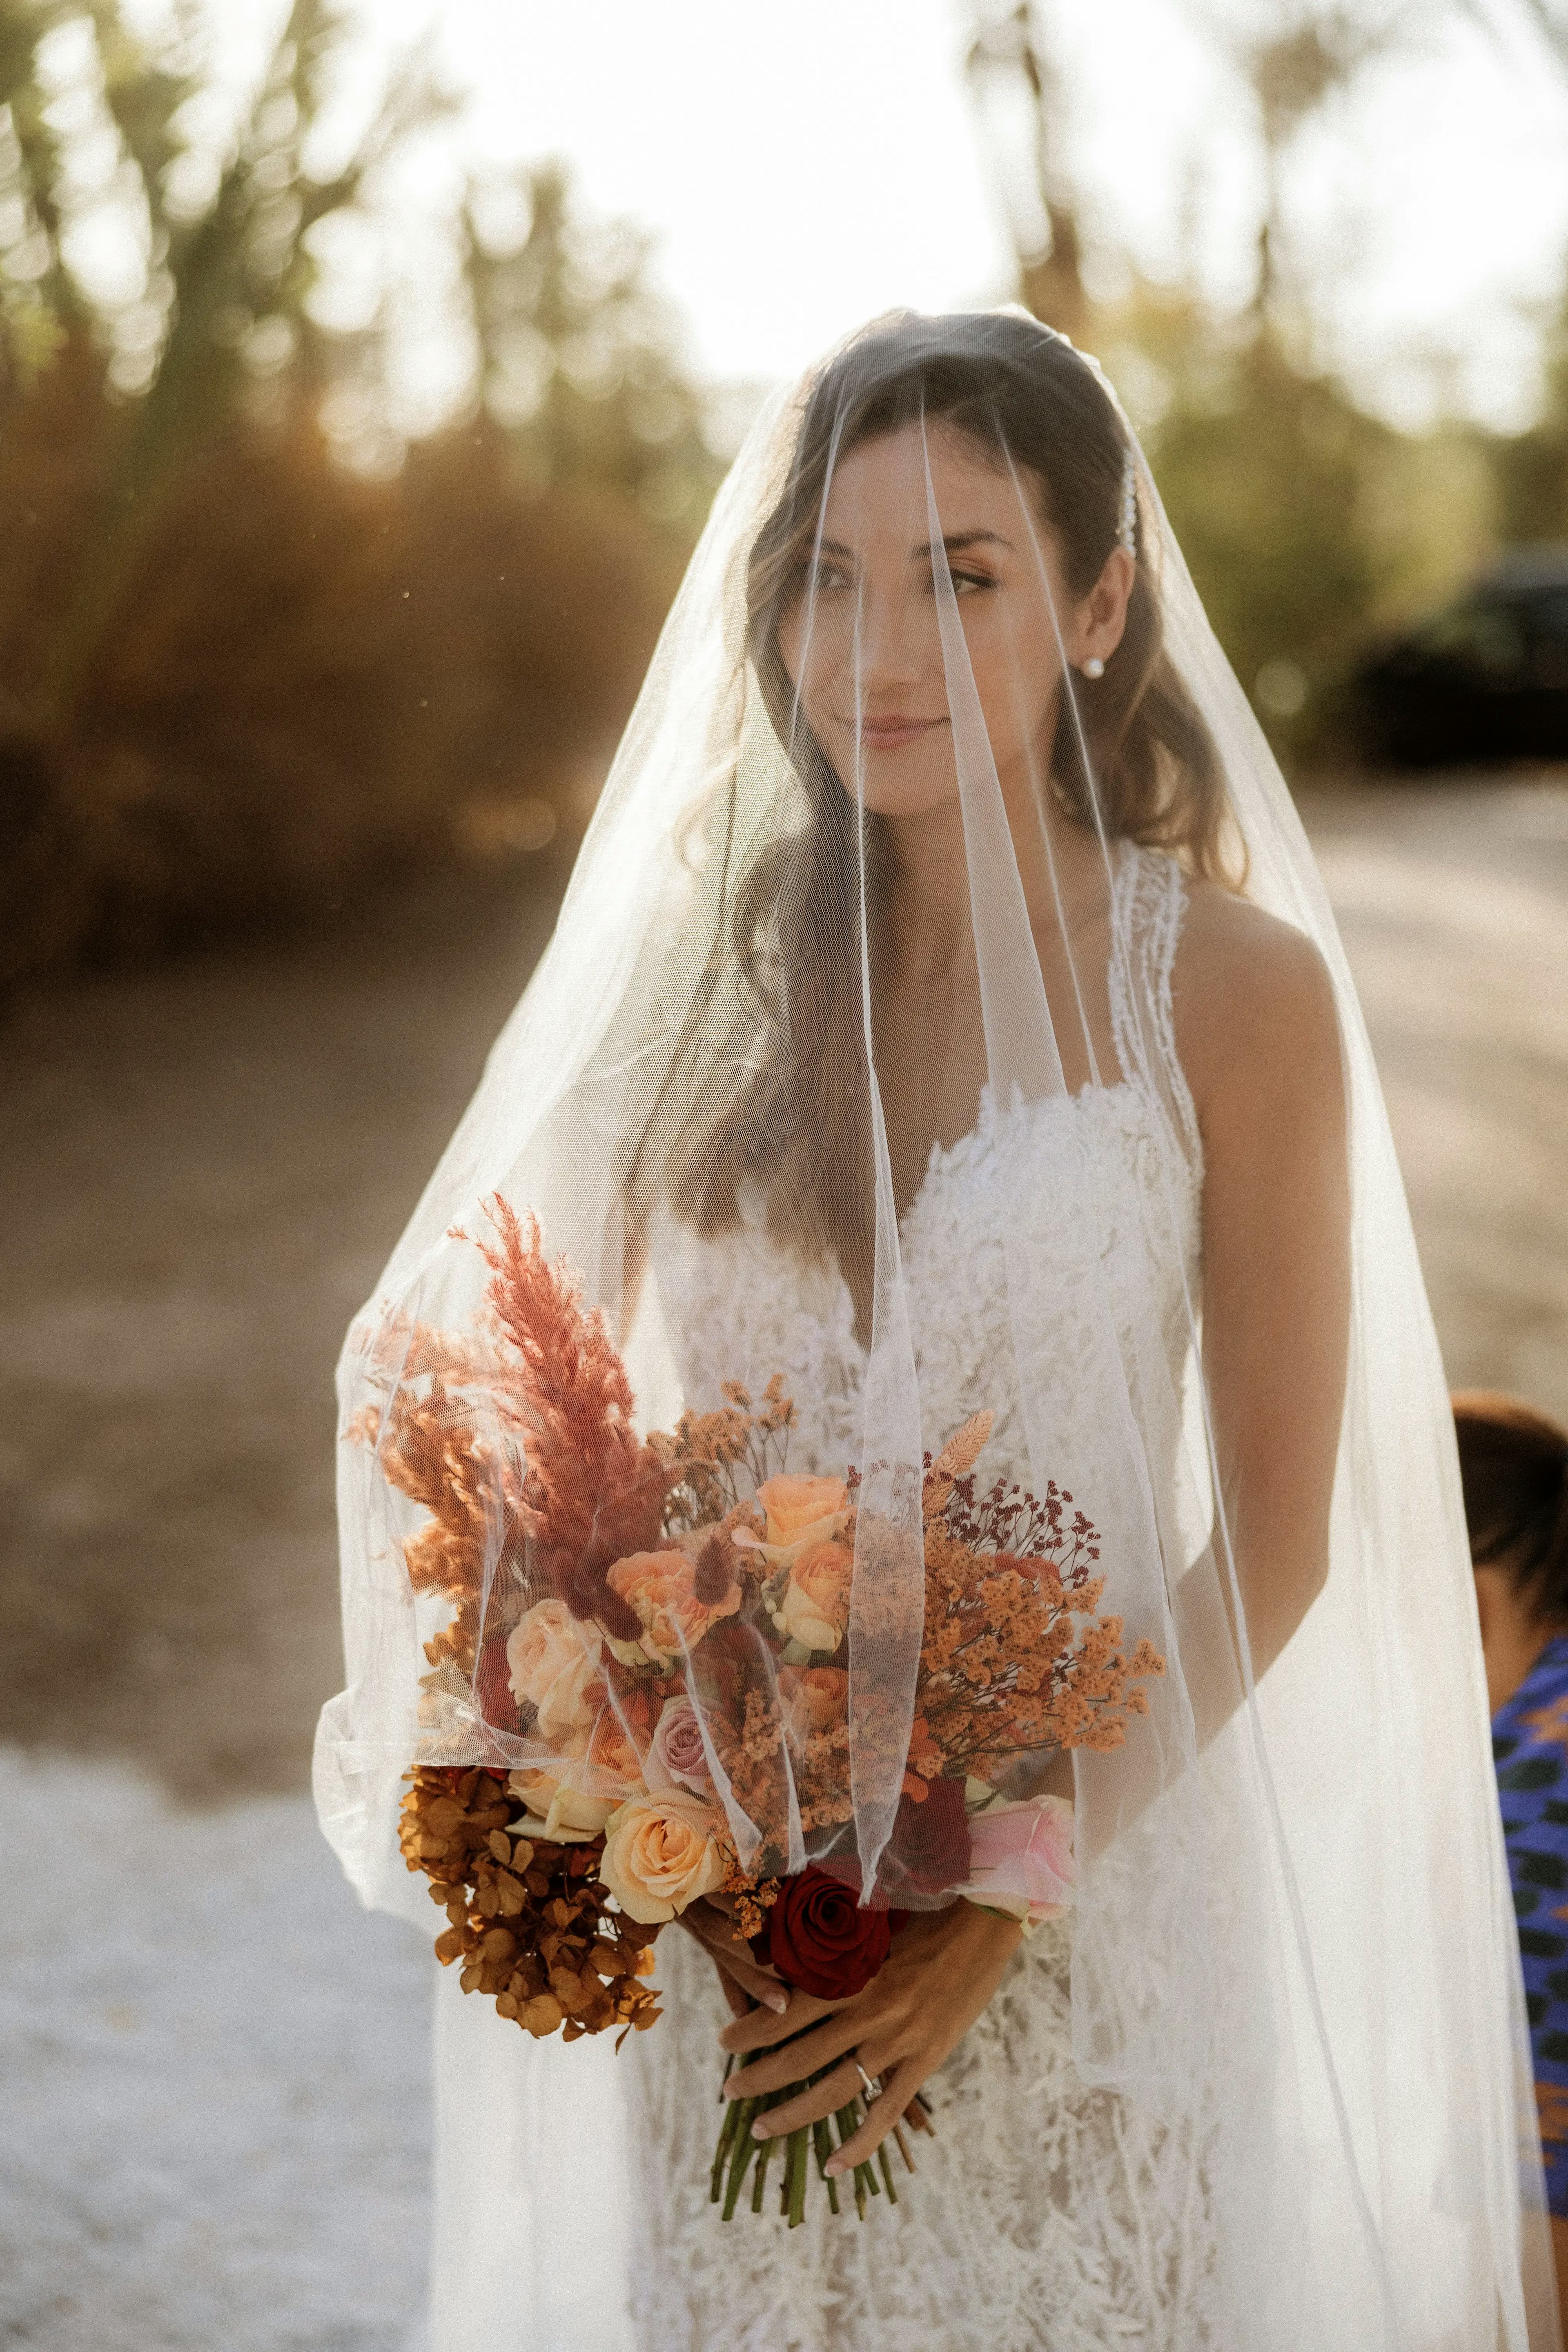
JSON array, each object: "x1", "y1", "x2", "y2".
[{"x1": 315, "y1": 307, "x2": 1551, "y2": 2350}]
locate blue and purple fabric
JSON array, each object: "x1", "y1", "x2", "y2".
[{"x1": 1493, "y1": 1630, "x2": 1568, "y2": 2216}]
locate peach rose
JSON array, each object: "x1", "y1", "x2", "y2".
[
  {"x1": 507, "y1": 1767, "x2": 617, "y2": 1842},
  {"x1": 606, "y1": 1549, "x2": 738, "y2": 1668},
  {"x1": 599, "y1": 1789, "x2": 728, "y2": 1923},
  {"x1": 733, "y1": 1474, "x2": 851, "y2": 1569},
  {"x1": 506, "y1": 1599, "x2": 602, "y2": 1740},
  {"x1": 777, "y1": 1665, "x2": 849, "y2": 1745},
  {"x1": 776, "y1": 1538, "x2": 852, "y2": 1654},
  {"x1": 586, "y1": 1706, "x2": 647, "y2": 1792}
]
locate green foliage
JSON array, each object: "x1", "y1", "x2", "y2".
[{"x1": 1094, "y1": 283, "x2": 1510, "y2": 760}]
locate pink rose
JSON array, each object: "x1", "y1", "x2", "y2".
[
  {"x1": 958, "y1": 1794, "x2": 1075, "y2": 1926},
  {"x1": 645, "y1": 1696, "x2": 713, "y2": 1794}
]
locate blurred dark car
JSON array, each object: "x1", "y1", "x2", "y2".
[{"x1": 1354, "y1": 545, "x2": 1568, "y2": 766}]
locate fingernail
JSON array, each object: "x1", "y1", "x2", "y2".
[
  {"x1": 751, "y1": 2119, "x2": 771, "y2": 2140},
  {"x1": 765, "y1": 1991, "x2": 788, "y2": 2013},
  {"x1": 824, "y1": 2158, "x2": 844, "y2": 2178}
]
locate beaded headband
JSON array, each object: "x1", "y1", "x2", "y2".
[{"x1": 1118, "y1": 448, "x2": 1138, "y2": 559}]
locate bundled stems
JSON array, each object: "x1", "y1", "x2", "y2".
[{"x1": 710, "y1": 2059, "x2": 915, "y2": 2225}]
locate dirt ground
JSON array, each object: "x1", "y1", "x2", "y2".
[{"x1": 2, "y1": 778, "x2": 1567, "y2": 1807}]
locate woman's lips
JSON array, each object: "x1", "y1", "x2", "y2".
[{"x1": 840, "y1": 715, "x2": 946, "y2": 750}]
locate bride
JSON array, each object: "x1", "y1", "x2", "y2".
[{"x1": 316, "y1": 311, "x2": 1552, "y2": 2350}]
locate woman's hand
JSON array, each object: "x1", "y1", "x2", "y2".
[
  {"x1": 717, "y1": 1900, "x2": 1022, "y2": 2176},
  {"x1": 676, "y1": 1894, "x2": 790, "y2": 2020}
]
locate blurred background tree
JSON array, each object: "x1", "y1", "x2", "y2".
[
  {"x1": 5, "y1": 0, "x2": 1568, "y2": 989},
  {"x1": 967, "y1": 0, "x2": 1568, "y2": 758},
  {"x1": 0, "y1": 0, "x2": 722, "y2": 985}
]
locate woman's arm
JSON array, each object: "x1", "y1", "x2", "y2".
[{"x1": 1175, "y1": 884, "x2": 1351, "y2": 1686}]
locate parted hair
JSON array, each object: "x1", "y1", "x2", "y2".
[{"x1": 659, "y1": 311, "x2": 1237, "y2": 1262}]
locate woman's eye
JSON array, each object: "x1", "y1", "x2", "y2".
[
  {"x1": 808, "y1": 562, "x2": 851, "y2": 594},
  {"x1": 949, "y1": 568, "x2": 998, "y2": 597}
]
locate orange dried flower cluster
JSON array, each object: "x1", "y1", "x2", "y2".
[
  {"x1": 909, "y1": 1412, "x2": 1165, "y2": 1791},
  {"x1": 401, "y1": 1764, "x2": 661, "y2": 2040}
]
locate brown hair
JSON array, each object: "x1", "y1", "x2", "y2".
[
  {"x1": 655, "y1": 311, "x2": 1238, "y2": 1263},
  {"x1": 1452, "y1": 1390, "x2": 1568, "y2": 1619}
]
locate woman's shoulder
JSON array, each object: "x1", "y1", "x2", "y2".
[{"x1": 1170, "y1": 874, "x2": 1342, "y2": 1131}]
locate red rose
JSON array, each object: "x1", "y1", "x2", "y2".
[
  {"x1": 880, "y1": 1777, "x2": 972, "y2": 1900},
  {"x1": 765, "y1": 1866, "x2": 894, "y2": 2000}
]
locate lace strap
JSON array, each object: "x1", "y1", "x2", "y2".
[{"x1": 1107, "y1": 844, "x2": 1201, "y2": 1163}]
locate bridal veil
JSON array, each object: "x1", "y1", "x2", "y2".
[{"x1": 315, "y1": 309, "x2": 1551, "y2": 2348}]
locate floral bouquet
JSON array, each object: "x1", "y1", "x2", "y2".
[{"x1": 361, "y1": 1201, "x2": 1163, "y2": 2221}]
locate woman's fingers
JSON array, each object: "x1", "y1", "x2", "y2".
[
  {"x1": 744, "y1": 2054, "x2": 864, "y2": 2142},
  {"x1": 718, "y1": 1984, "x2": 843, "y2": 2051},
  {"x1": 675, "y1": 1910, "x2": 788, "y2": 2014},
  {"x1": 723, "y1": 2009, "x2": 862, "y2": 2097},
  {"x1": 823, "y1": 2060, "x2": 924, "y2": 2176}
]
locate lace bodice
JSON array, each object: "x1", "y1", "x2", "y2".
[
  {"x1": 646, "y1": 842, "x2": 1203, "y2": 1492},
  {"x1": 624, "y1": 846, "x2": 1230, "y2": 2352}
]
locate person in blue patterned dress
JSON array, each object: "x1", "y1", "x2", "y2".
[{"x1": 1456, "y1": 1390, "x2": 1568, "y2": 2313}]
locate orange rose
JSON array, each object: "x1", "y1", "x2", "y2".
[
  {"x1": 758, "y1": 1473, "x2": 849, "y2": 1548},
  {"x1": 734, "y1": 1474, "x2": 852, "y2": 1570},
  {"x1": 777, "y1": 1539, "x2": 853, "y2": 1654},
  {"x1": 599, "y1": 1789, "x2": 728, "y2": 1923},
  {"x1": 777, "y1": 1665, "x2": 849, "y2": 1745},
  {"x1": 506, "y1": 1599, "x2": 601, "y2": 1740},
  {"x1": 607, "y1": 1549, "x2": 739, "y2": 1668}
]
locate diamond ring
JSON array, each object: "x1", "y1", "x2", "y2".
[{"x1": 854, "y1": 2058, "x2": 881, "y2": 2100}]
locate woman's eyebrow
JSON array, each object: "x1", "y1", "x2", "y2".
[{"x1": 915, "y1": 529, "x2": 1013, "y2": 557}]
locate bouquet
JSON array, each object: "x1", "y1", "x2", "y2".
[{"x1": 361, "y1": 1201, "x2": 1163, "y2": 2221}]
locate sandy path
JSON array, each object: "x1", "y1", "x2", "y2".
[{"x1": 2, "y1": 777, "x2": 1566, "y2": 2348}]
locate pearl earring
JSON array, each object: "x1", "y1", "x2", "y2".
[{"x1": 1082, "y1": 656, "x2": 1106, "y2": 679}]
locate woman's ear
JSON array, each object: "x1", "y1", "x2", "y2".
[{"x1": 1069, "y1": 548, "x2": 1135, "y2": 673}]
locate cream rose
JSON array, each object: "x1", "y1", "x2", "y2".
[
  {"x1": 733, "y1": 1474, "x2": 851, "y2": 1570},
  {"x1": 506, "y1": 1767, "x2": 617, "y2": 1842},
  {"x1": 599, "y1": 1789, "x2": 728, "y2": 1923},
  {"x1": 506, "y1": 1599, "x2": 602, "y2": 1740},
  {"x1": 777, "y1": 1538, "x2": 852, "y2": 1654}
]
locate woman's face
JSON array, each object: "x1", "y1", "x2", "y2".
[{"x1": 775, "y1": 420, "x2": 1125, "y2": 820}]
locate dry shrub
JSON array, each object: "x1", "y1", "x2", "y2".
[{"x1": 0, "y1": 360, "x2": 687, "y2": 984}]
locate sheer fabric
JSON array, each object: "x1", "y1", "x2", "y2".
[{"x1": 315, "y1": 309, "x2": 1551, "y2": 2348}]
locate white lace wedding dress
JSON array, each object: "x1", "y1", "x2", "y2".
[{"x1": 627, "y1": 844, "x2": 1227, "y2": 2352}]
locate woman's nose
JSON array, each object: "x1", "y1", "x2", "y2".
[{"x1": 851, "y1": 579, "x2": 932, "y2": 693}]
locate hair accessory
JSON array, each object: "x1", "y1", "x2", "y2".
[
  {"x1": 1118, "y1": 448, "x2": 1138, "y2": 559},
  {"x1": 1082, "y1": 656, "x2": 1106, "y2": 680}
]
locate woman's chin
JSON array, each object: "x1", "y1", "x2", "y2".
[{"x1": 827, "y1": 754, "x2": 963, "y2": 821}]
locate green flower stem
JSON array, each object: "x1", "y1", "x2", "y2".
[
  {"x1": 750, "y1": 2127, "x2": 776, "y2": 2213},
  {"x1": 721, "y1": 2100, "x2": 762, "y2": 2220},
  {"x1": 786, "y1": 2125, "x2": 811, "y2": 2228},
  {"x1": 812, "y1": 2117, "x2": 840, "y2": 2216},
  {"x1": 710, "y1": 2092, "x2": 744, "y2": 2203},
  {"x1": 876, "y1": 2141, "x2": 899, "y2": 2205}
]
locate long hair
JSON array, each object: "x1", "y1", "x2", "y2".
[{"x1": 652, "y1": 311, "x2": 1238, "y2": 1266}]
